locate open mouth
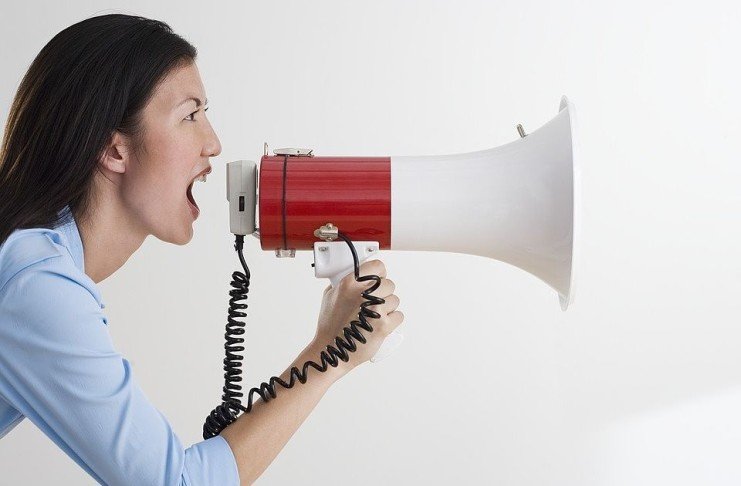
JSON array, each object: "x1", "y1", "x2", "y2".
[
  {"x1": 186, "y1": 181, "x2": 200, "y2": 219},
  {"x1": 186, "y1": 181, "x2": 198, "y2": 210},
  {"x1": 187, "y1": 167, "x2": 211, "y2": 217}
]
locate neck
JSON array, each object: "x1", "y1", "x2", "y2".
[{"x1": 74, "y1": 173, "x2": 148, "y2": 284}]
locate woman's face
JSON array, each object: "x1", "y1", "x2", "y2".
[{"x1": 120, "y1": 61, "x2": 221, "y2": 245}]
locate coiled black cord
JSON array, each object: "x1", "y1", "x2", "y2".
[{"x1": 203, "y1": 231, "x2": 384, "y2": 439}]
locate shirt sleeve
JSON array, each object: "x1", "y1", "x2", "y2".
[{"x1": 0, "y1": 258, "x2": 240, "y2": 486}]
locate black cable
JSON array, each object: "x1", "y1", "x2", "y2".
[
  {"x1": 203, "y1": 231, "x2": 385, "y2": 439},
  {"x1": 281, "y1": 155, "x2": 288, "y2": 251}
]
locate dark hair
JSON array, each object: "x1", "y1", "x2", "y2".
[{"x1": 0, "y1": 13, "x2": 197, "y2": 245}]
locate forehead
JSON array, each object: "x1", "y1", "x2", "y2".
[{"x1": 149, "y1": 61, "x2": 206, "y2": 109}]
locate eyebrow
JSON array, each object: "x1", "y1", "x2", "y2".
[{"x1": 176, "y1": 97, "x2": 209, "y2": 109}]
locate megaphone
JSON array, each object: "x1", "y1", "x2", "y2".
[{"x1": 226, "y1": 96, "x2": 579, "y2": 362}]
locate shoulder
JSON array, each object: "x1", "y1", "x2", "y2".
[
  {"x1": 0, "y1": 227, "x2": 101, "y2": 308},
  {"x1": 0, "y1": 228, "x2": 65, "y2": 291}
]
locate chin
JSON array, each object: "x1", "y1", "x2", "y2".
[
  {"x1": 155, "y1": 219, "x2": 195, "y2": 246},
  {"x1": 172, "y1": 232, "x2": 194, "y2": 246},
  {"x1": 174, "y1": 226, "x2": 195, "y2": 245}
]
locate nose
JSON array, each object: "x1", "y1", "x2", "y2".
[{"x1": 203, "y1": 122, "x2": 222, "y2": 158}]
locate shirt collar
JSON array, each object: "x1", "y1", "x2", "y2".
[
  {"x1": 53, "y1": 206, "x2": 105, "y2": 309},
  {"x1": 54, "y1": 206, "x2": 85, "y2": 273}
]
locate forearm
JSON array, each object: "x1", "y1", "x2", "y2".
[{"x1": 219, "y1": 340, "x2": 348, "y2": 485}]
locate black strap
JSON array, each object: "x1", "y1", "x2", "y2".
[{"x1": 281, "y1": 155, "x2": 288, "y2": 250}]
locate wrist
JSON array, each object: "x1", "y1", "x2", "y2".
[{"x1": 301, "y1": 339, "x2": 353, "y2": 383}]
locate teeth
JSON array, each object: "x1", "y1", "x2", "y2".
[{"x1": 196, "y1": 174, "x2": 207, "y2": 183}]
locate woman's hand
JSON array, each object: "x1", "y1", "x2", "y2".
[{"x1": 311, "y1": 259, "x2": 404, "y2": 373}]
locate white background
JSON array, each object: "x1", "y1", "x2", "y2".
[{"x1": 1, "y1": 1, "x2": 740, "y2": 484}]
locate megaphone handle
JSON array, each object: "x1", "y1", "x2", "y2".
[{"x1": 314, "y1": 241, "x2": 404, "y2": 363}]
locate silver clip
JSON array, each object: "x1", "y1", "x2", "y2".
[
  {"x1": 273, "y1": 147, "x2": 314, "y2": 157},
  {"x1": 516, "y1": 124, "x2": 527, "y2": 138},
  {"x1": 275, "y1": 248, "x2": 296, "y2": 258},
  {"x1": 313, "y1": 223, "x2": 339, "y2": 241}
]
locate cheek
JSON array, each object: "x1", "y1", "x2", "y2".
[
  {"x1": 128, "y1": 128, "x2": 201, "y2": 210},
  {"x1": 140, "y1": 136, "x2": 193, "y2": 191},
  {"x1": 123, "y1": 156, "x2": 187, "y2": 211}
]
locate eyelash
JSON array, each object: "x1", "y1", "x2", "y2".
[{"x1": 185, "y1": 106, "x2": 209, "y2": 122}]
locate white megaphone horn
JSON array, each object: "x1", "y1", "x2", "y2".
[{"x1": 227, "y1": 96, "x2": 580, "y2": 362}]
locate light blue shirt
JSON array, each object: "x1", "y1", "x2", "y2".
[{"x1": 0, "y1": 208, "x2": 240, "y2": 485}]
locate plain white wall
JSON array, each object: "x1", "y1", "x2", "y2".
[{"x1": 1, "y1": 1, "x2": 740, "y2": 484}]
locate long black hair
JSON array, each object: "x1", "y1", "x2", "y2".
[{"x1": 0, "y1": 14, "x2": 197, "y2": 245}]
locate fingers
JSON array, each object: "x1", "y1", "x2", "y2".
[
  {"x1": 368, "y1": 294, "x2": 399, "y2": 314},
  {"x1": 386, "y1": 310, "x2": 404, "y2": 329},
  {"x1": 367, "y1": 294, "x2": 400, "y2": 315},
  {"x1": 358, "y1": 277, "x2": 394, "y2": 298},
  {"x1": 373, "y1": 278, "x2": 395, "y2": 298},
  {"x1": 359, "y1": 259, "x2": 387, "y2": 279},
  {"x1": 367, "y1": 308, "x2": 405, "y2": 337},
  {"x1": 339, "y1": 260, "x2": 390, "y2": 296}
]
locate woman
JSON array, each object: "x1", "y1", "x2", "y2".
[{"x1": 0, "y1": 14, "x2": 404, "y2": 485}]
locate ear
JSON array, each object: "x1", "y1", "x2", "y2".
[{"x1": 98, "y1": 130, "x2": 131, "y2": 174}]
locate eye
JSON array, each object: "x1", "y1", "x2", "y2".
[{"x1": 184, "y1": 107, "x2": 209, "y2": 122}]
